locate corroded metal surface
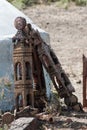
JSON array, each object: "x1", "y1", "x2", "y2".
[
  {"x1": 13, "y1": 17, "x2": 83, "y2": 112},
  {"x1": 14, "y1": 17, "x2": 26, "y2": 30}
]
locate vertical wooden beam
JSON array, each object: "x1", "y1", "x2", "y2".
[{"x1": 83, "y1": 54, "x2": 87, "y2": 107}]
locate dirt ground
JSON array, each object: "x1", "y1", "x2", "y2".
[{"x1": 22, "y1": 2, "x2": 87, "y2": 129}]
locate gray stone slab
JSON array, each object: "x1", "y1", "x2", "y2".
[{"x1": 9, "y1": 117, "x2": 38, "y2": 130}]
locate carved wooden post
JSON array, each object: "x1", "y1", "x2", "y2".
[
  {"x1": 13, "y1": 17, "x2": 34, "y2": 111},
  {"x1": 13, "y1": 17, "x2": 47, "y2": 111},
  {"x1": 83, "y1": 54, "x2": 87, "y2": 107}
]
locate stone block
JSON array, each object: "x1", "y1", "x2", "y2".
[{"x1": 9, "y1": 117, "x2": 38, "y2": 130}]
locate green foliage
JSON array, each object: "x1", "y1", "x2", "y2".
[
  {"x1": 7, "y1": 0, "x2": 87, "y2": 9},
  {"x1": 75, "y1": 0, "x2": 87, "y2": 6},
  {"x1": 7, "y1": 0, "x2": 13, "y2": 2},
  {"x1": 22, "y1": 0, "x2": 38, "y2": 5},
  {"x1": 7, "y1": 0, "x2": 70, "y2": 8},
  {"x1": 7, "y1": 0, "x2": 41, "y2": 9},
  {"x1": 57, "y1": 0, "x2": 87, "y2": 6},
  {"x1": 59, "y1": 0, "x2": 70, "y2": 9},
  {"x1": 11, "y1": 0, "x2": 25, "y2": 9},
  {"x1": 46, "y1": 0, "x2": 60, "y2": 2}
]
